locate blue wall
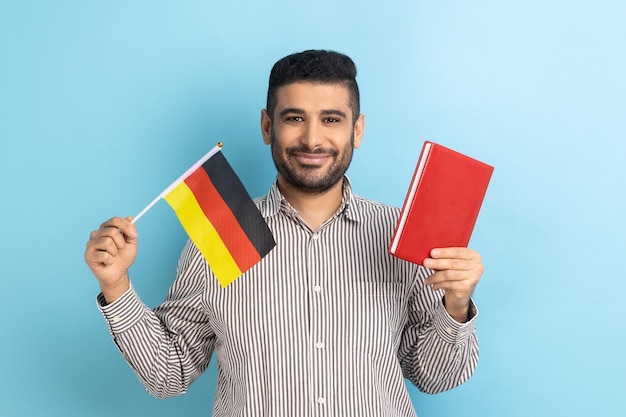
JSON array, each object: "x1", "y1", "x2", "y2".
[{"x1": 1, "y1": 1, "x2": 625, "y2": 416}]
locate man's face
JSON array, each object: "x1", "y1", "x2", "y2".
[{"x1": 261, "y1": 82, "x2": 364, "y2": 194}]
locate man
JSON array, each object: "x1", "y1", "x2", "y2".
[{"x1": 85, "y1": 49, "x2": 483, "y2": 416}]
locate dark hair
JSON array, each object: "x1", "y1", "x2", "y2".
[{"x1": 266, "y1": 49, "x2": 360, "y2": 122}]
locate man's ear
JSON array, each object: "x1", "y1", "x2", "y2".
[
  {"x1": 353, "y1": 114, "x2": 365, "y2": 149},
  {"x1": 261, "y1": 109, "x2": 272, "y2": 145}
]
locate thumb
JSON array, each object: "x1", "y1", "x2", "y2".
[{"x1": 120, "y1": 216, "x2": 138, "y2": 241}]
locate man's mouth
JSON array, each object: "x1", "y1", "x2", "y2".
[{"x1": 292, "y1": 152, "x2": 332, "y2": 166}]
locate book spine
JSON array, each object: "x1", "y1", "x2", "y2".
[{"x1": 389, "y1": 141, "x2": 433, "y2": 254}]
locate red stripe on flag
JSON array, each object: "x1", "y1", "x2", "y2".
[{"x1": 184, "y1": 167, "x2": 262, "y2": 272}]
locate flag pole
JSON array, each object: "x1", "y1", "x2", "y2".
[{"x1": 131, "y1": 142, "x2": 223, "y2": 224}]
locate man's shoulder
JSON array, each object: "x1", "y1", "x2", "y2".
[
  {"x1": 253, "y1": 194, "x2": 268, "y2": 205},
  {"x1": 253, "y1": 191, "x2": 276, "y2": 219},
  {"x1": 349, "y1": 194, "x2": 400, "y2": 224},
  {"x1": 352, "y1": 194, "x2": 399, "y2": 213}
]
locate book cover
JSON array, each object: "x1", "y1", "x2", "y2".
[{"x1": 389, "y1": 141, "x2": 494, "y2": 265}]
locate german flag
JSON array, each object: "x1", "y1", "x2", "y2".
[{"x1": 163, "y1": 148, "x2": 275, "y2": 287}]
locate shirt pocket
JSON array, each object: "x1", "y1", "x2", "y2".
[{"x1": 349, "y1": 281, "x2": 404, "y2": 358}]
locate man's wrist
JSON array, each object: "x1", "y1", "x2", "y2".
[
  {"x1": 448, "y1": 307, "x2": 470, "y2": 323},
  {"x1": 442, "y1": 296, "x2": 472, "y2": 323},
  {"x1": 100, "y1": 277, "x2": 131, "y2": 305}
]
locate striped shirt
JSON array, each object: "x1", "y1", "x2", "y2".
[{"x1": 98, "y1": 177, "x2": 479, "y2": 417}]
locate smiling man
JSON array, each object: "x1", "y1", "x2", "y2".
[
  {"x1": 262, "y1": 81, "x2": 364, "y2": 230},
  {"x1": 85, "y1": 49, "x2": 483, "y2": 416}
]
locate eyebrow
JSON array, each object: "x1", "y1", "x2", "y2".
[
  {"x1": 278, "y1": 108, "x2": 305, "y2": 118},
  {"x1": 320, "y1": 109, "x2": 348, "y2": 118},
  {"x1": 278, "y1": 108, "x2": 348, "y2": 119}
]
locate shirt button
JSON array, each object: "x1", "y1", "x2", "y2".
[
  {"x1": 312, "y1": 234, "x2": 319, "y2": 240},
  {"x1": 316, "y1": 342, "x2": 324, "y2": 349},
  {"x1": 445, "y1": 327, "x2": 453, "y2": 335},
  {"x1": 112, "y1": 316, "x2": 122, "y2": 323},
  {"x1": 314, "y1": 285, "x2": 321, "y2": 293},
  {"x1": 317, "y1": 397, "x2": 326, "y2": 404}
]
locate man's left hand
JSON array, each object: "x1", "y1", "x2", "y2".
[{"x1": 423, "y1": 247, "x2": 483, "y2": 323}]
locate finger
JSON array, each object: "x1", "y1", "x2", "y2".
[
  {"x1": 433, "y1": 280, "x2": 474, "y2": 295},
  {"x1": 431, "y1": 247, "x2": 480, "y2": 260},
  {"x1": 423, "y1": 256, "x2": 474, "y2": 272},
  {"x1": 425, "y1": 269, "x2": 469, "y2": 285},
  {"x1": 87, "y1": 247, "x2": 117, "y2": 267},
  {"x1": 99, "y1": 217, "x2": 138, "y2": 240},
  {"x1": 88, "y1": 227, "x2": 128, "y2": 252},
  {"x1": 86, "y1": 235, "x2": 120, "y2": 260},
  {"x1": 425, "y1": 270, "x2": 479, "y2": 293}
]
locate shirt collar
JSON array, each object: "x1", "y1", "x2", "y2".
[{"x1": 259, "y1": 176, "x2": 360, "y2": 223}]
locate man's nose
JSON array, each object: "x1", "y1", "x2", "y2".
[{"x1": 300, "y1": 121, "x2": 323, "y2": 148}]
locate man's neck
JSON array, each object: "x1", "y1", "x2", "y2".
[{"x1": 277, "y1": 177, "x2": 344, "y2": 231}]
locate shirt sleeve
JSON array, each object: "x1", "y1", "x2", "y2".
[
  {"x1": 397, "y1": 266, "x2": 479, "y2": 394},
  {"x1": 97, "y1": 240, "x2": 215, "y2": 398}
]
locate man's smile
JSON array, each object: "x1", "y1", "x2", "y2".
[{"x1": 291, "y1": 152, "x2": 332, "y2": 167}]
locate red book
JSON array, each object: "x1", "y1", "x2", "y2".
[{"x1": 389, "y1": 141, "x2": 494, "y2": 265}]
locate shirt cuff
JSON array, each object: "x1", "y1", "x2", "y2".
[
  {"x1": 96, "y1": 285, "x2": 147, "y2": 334},
  {"x1": 433, "y1": 299, "x2": 478, "y2": 345}
]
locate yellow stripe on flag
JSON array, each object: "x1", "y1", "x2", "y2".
[{"x1": 164, "y1": 181, "x2": 243, "y2": 287}]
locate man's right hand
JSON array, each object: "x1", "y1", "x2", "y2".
[{"x1": 84, "y1": 216, "x2": 138, "y2": 304}]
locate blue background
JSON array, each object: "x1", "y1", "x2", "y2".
[{"x1": 1, "y1": 1, "x2": 625, "y2": 416}]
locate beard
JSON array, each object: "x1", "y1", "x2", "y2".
[{"x1": 270, "y1": 130, "x2": 354, "y2": 195}]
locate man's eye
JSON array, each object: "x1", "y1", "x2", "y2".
[
  {"x1": 324, "y1": 117, "x2": 341, "y2": 123},
  {"x1": 286, "y1": 116, "x2": 304, "y2": 122}
]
